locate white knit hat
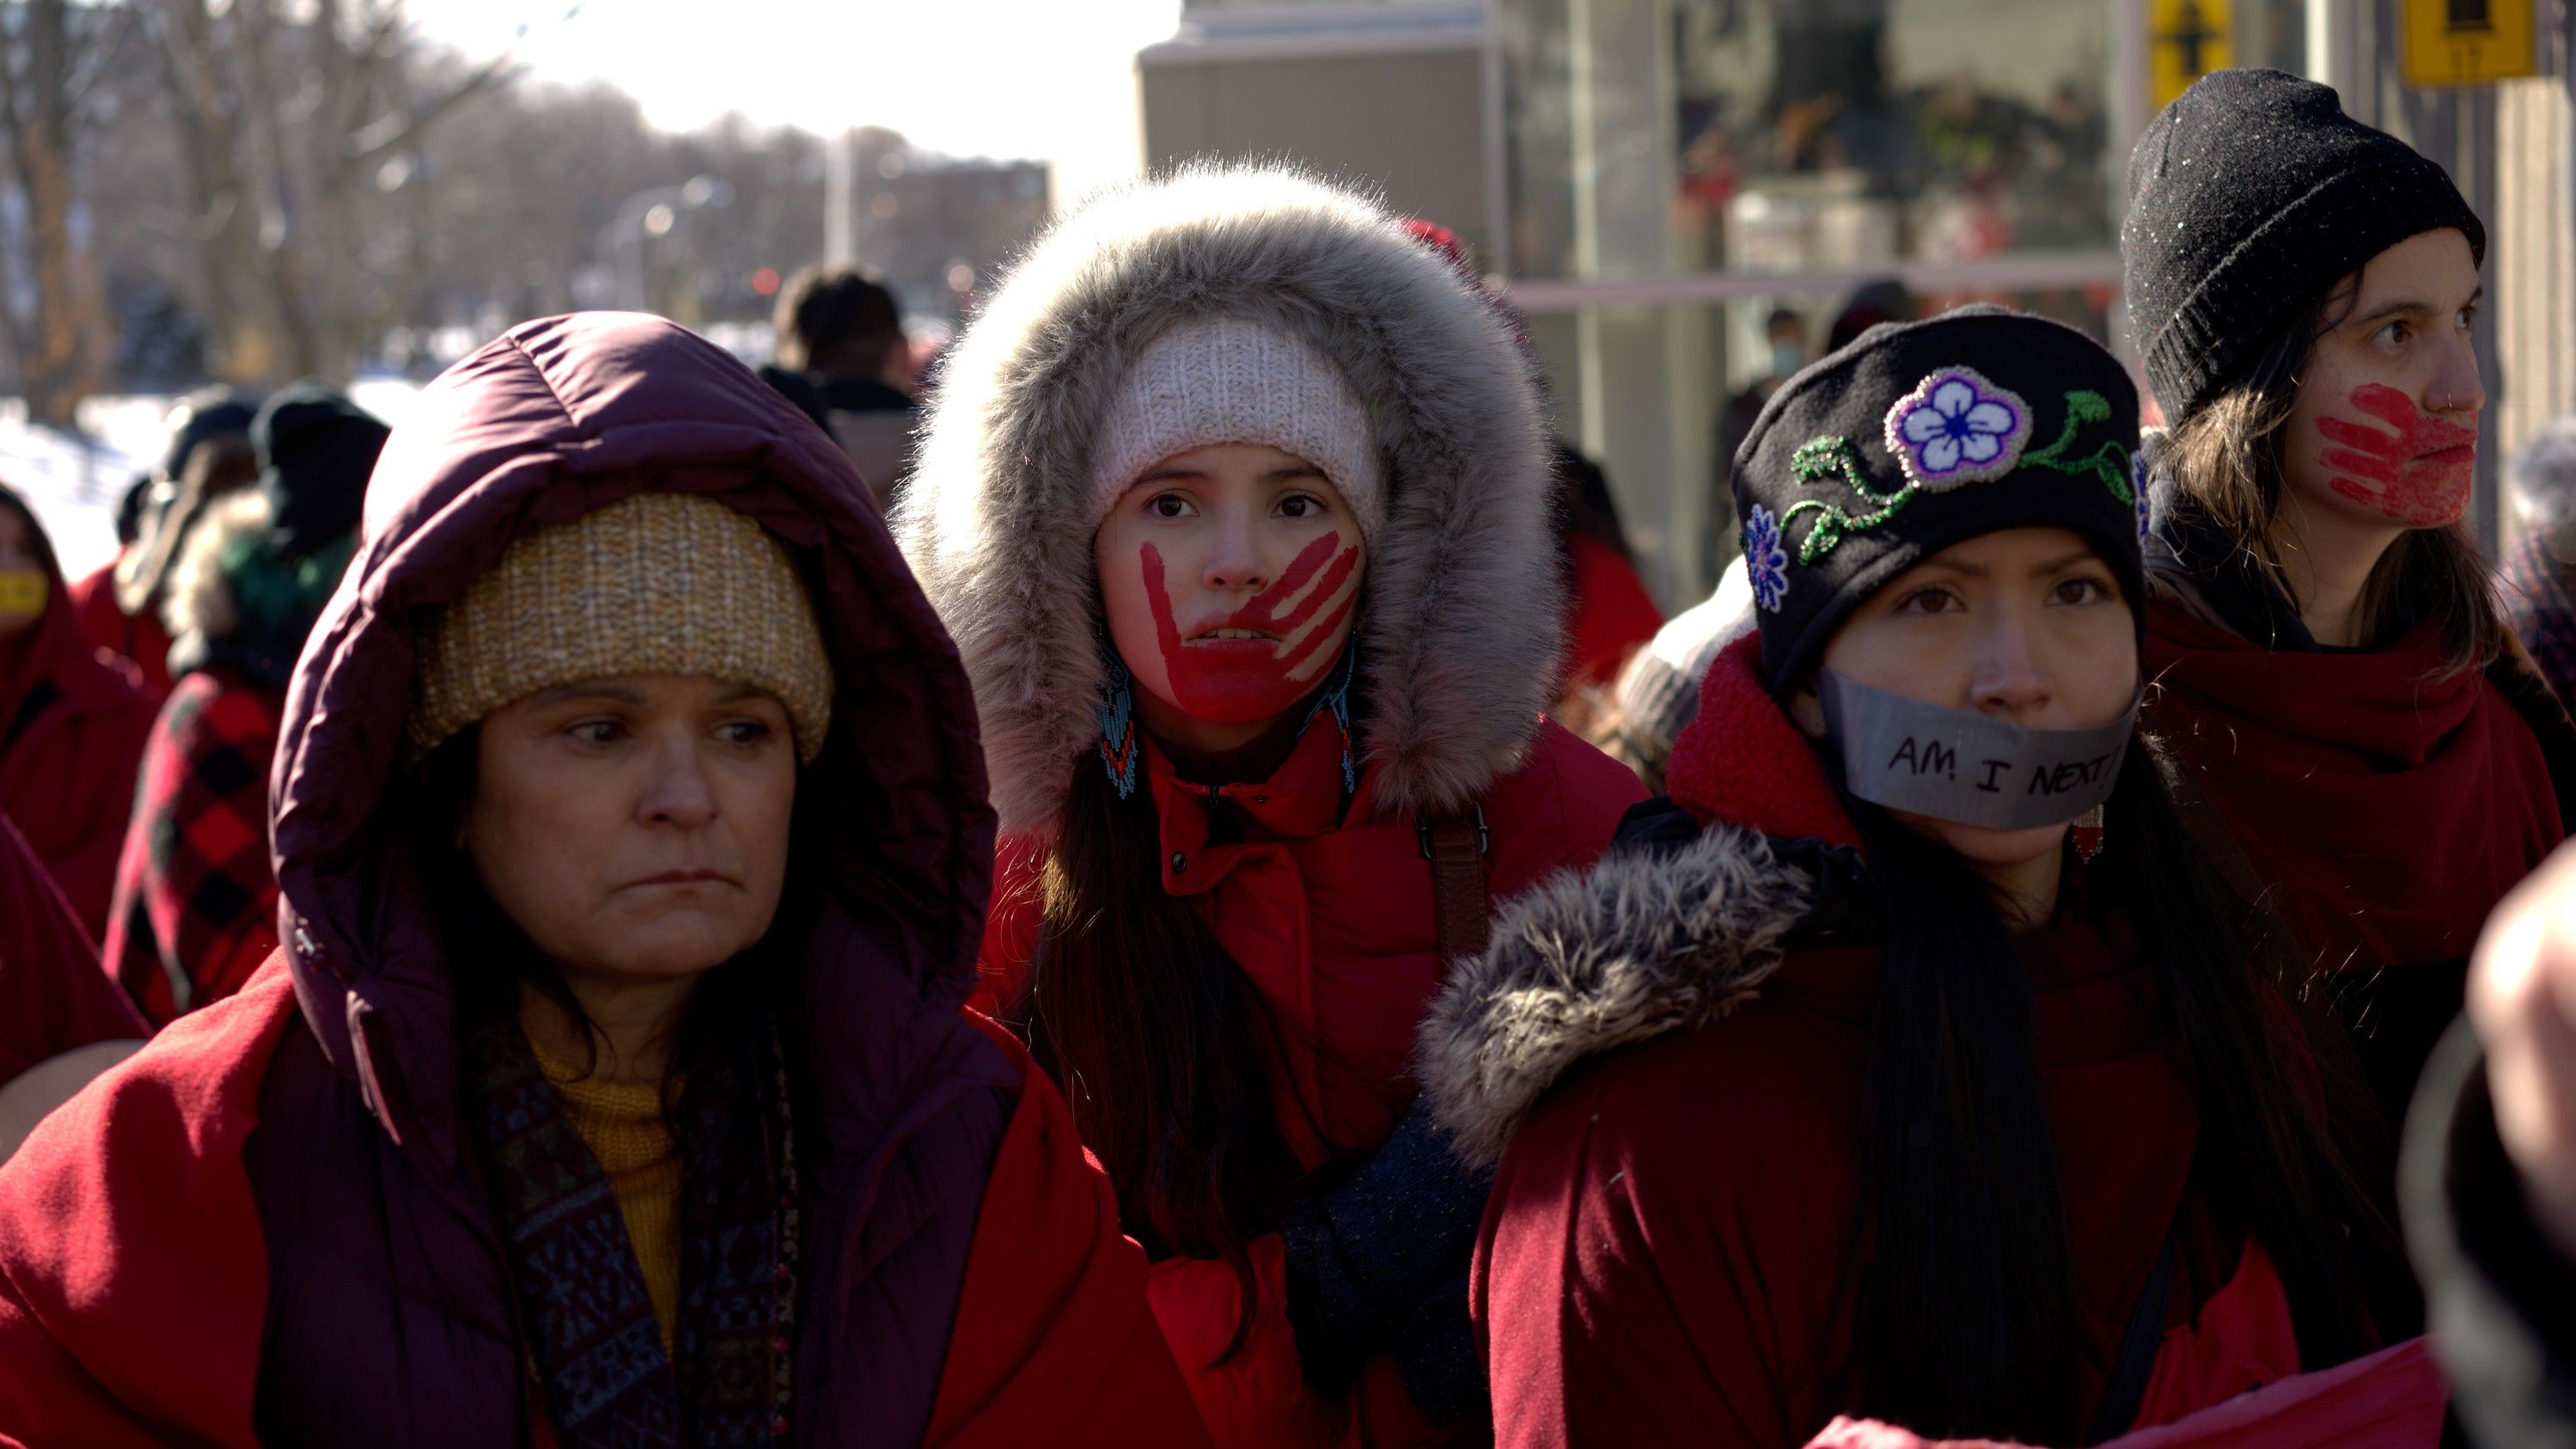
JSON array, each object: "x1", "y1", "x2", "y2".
[{"x1": 1085, "y1": 315, "x2": 1384, "y2": 542}]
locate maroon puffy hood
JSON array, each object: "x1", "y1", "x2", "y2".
[
  {"x1": 241, "y1": 313, "x2": 1016, "y2": 1443},
  {"x1": 270, "y1": 309, "x2": 998, "y2": 1176}
]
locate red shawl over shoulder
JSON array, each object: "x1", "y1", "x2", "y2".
[
  {"x1": 2145, "y1": 608, "x2": 2563, "y2": 973},
  {"x1": 0, "y1": 978, "x2": 1206, "y2": 1449}
]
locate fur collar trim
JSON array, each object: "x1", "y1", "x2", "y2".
[
  {"x1": 161, "y1": 488, "x2": 272, "y2": 648},
  {"x1": 1415, "y1": 822, "x2": 1819, "y2": 1167},
  {"x1": 896, "y1": 165, "x2": 1560, "y2": 838}
]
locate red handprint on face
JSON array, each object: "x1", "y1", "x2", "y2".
[
  {"x1": 1142, "y1": 532, "x2": 1363, "y2": 724},
  {"x1": 2317, "y1": 383, "x2": 2478, "y2": 529}
]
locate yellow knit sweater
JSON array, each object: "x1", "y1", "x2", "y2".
[{"x1": 530, "y1": 1033, "x2": 682, "y2": 1354}]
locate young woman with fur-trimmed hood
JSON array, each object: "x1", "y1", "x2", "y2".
[
  {"x1": 897, "y1": 167, "x2": 1645, "y2": 1446},
  {"x1": 1419, "y1": 309, "x2": 2396, "y2": 1447}
]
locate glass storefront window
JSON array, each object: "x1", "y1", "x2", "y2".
[
  {"x1": 1505, "y1": 0, "x2": 2121, "y2": 281},
  {"x1": 1523, "y1": 283, "x2": 2117, "y2": 600}
]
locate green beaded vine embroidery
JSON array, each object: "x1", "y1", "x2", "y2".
[
  {"x1": 1776, "y1": 390, "x2": 2133, "y2": 566},
  {"x1": 1779, "y1": 437, "x2": 1911, "y2": 565},
  {"x1": 2018, "y1": 390, "x2": 2135, "y2": 505}
]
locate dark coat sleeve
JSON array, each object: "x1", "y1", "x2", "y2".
[{"x1": 2402, "y1": 1014, "x2": 2576, "y2": 1447}]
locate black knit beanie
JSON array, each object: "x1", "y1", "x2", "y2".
[
  {"x1": 2123, "y1": 68, "x2": 2485, "y2": 422},
  {"x1": 253, "y1": 382, "x2": 390, "y2": 561},
  {"x1": 1733, "y1": 306, "x2": 2146, "y2": 692}
]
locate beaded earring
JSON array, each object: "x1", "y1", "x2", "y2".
[
  {"x1": 2072, "y1": 803, "x2": 2106, "y2": 864},
  {"x1": 1096, "y1": 644, "x2": 1140, "y2": 798},
  {"x1": 1304, "y1": 643, "x2": 1361, "y2": 798}
]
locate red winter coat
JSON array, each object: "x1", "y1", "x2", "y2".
[
  {"x1": 980, "y1": 718, "x2": 1646, "y2": 1448},
  {"x1": 0, "y1": 488, "x2": 158, "y2": 938},
  {"x1": 0, "y1": 812, "x2": 145, "y2": 1087},
  {"x1": 1561, "y1": 533, "x2": 1663, "y2": 694},
  {"x1": 66, "y1": 558, "x2": 173, "y2": 699},
  {"x1": 0, "y1": 314, "x2": 1203, "y2": 1448},
  {"x1": 1421, "y1": 636, "x2": 2331, "y2": 1449},
  {"x1": 0, "y1": 968, "x2": 1206, "y2": 1449}
]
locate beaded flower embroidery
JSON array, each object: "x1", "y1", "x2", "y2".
[
  {"x1": 1883, "y1": 367, "x2": 2033, "y2": 490},
  {"x1": 1744, "y1": 504, "x2": 1791, "y2": 613}
]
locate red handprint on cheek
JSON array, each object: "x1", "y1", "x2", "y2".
[
  {"x1": 2317, "y1": 383, "x2": 2478, "y2": 529},
  {"x1": 1142, "y1": 533, "x2": 1363, "y2": 724}
]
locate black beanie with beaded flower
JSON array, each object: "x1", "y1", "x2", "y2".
[{"x1": 2121, "y1": 68, "x2": 2484, "y2": 423}]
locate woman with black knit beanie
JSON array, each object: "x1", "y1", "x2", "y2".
[
  {"x1": 1423, "y1": 307, "x2": 2390, "y2": 1447},
  {"x1": 2121, "y1": 69, "x2": 2576, "y2": 1145}
]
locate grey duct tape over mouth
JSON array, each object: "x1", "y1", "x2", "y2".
[{"x1": 1818, "y1": 670, "x2": 2138, "y2": 831}]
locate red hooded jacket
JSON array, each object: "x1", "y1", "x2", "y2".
[
  {"x1": 0, "y1": 489, "x2": 158, "y2": 938},
  {"x1": 1419, "y1": 636, "x2": 2340, "y2": 1449},
  {"x1": 66, "y1": 558, "x2": 174, "y2": 699},
  {"x1": 981, "y1": 718, "x2": 1645, "y2": 1448},
  {"x1": 0, "y1": 314, "x2": 1203, "y2": 1448}
]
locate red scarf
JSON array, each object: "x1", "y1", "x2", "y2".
[{"x1": 2145, "y1": 605, "x2": 2563, "y2": 973}]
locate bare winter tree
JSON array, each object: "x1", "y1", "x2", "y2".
[
  {"x1": 0, "y1": 0, "x2": 131, "y2": 428},
  {"x1": 152, "y1": 0, "x2": 517, "y2": 383}
]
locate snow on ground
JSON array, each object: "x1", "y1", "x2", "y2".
[{"x1": 3, "y1": 380, "x2": 428, "y2": 583}]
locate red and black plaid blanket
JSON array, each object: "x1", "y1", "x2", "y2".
[{"x1": 103, "y1": 665, "x2": 284, "y2": 1026}]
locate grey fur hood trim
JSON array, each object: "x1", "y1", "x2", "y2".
[
  {"x1": 895, "y1": 164, "x2": 1561, "y2": 838},
  {"x1": 1416, "y1": 825, "x2": 1817, "y2": 1167},
  {"x1": 160, "y1": 487, "x2": 272, "y2": 649}
]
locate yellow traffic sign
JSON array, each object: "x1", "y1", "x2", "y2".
[
  {"x1": 2151, "y1": 0, "x2": 2232, "y2": 111},
  {"x1": 2402, "y1": 0, "x2": 2536, "y2": 86}
]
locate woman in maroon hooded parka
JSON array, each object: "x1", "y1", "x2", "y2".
[
  {"x1": 0, "y1": 485, "x2": 158, "y2": 937},
  {"x1": 0, "y1": 314, "x2": 1204, "y2": 1449}
]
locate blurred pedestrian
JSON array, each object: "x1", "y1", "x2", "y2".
[
  {"x1": 0, "y1": 314, "x2": 1205, "y2": 1448},
  {"x1": 1551, "y1": 439, "x2": 1665, "y2": 694},
  {"x1": 2406, "y1": 836, "x2": 2576, "y2": 1448},
  {"x1": 1401, "y1": 220, "x2": 1663, "y2": 700},
  {"x1": 0, "y1": 482, "x2": 158, "y2": 937},
  {"x1": 2499, "y1": 417, "x2": 2576, "y2": 705},
  {"x1": 759, "y1": 263, "x2": 919, "y2": 507},
  {"x1": 2126, "y1": 70, "x2": 2576, "y2": 1139},
  {"x1": 101, "y1": 384, "x2": 388, "y2": 1025},
  {"x1": 1428, "y1": 309, "x2": 2384, "y2": 1448},
  {"x1": 81, "y1": 389, "x2": 263, "y2": 695},
  {"x1": 1589, "y1": 581, "x2": 1749, "y2": 792},
  {"x1": 901, "y1": 168, "x2": 1646, "y2": 1448},
  {"x1": 0, "y1": 813, "x2": 144, "y2": 1165}
]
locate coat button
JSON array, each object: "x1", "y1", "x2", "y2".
[{"x1": 1170, "y1": 852, "x2": 1187, "y2": 874}]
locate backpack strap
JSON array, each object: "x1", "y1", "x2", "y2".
[{"x1": 1415, "y1": 803, "x2": 1492, "y2": 968}]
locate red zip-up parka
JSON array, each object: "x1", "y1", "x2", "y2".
[
  {"x1": 899, "y1": 168, "x2": 1650, "y2": 1446},
  {"x1": 1419, "y1": 635, "x2": 2341, "y2": 1449}
]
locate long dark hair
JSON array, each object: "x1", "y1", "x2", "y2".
[
  {"x1": 2164, "y1": 270, "x2": 2504, "y2": 676},
  {"x1": 1834, "y1": 732, "x2": 2382, "y2": 1441},
  {"x1": 1011, "y1": 750, "x2": 1340, "y2": 1359},
  {"x1": 400, "y1": 729, "x2": 791, "y2": 1120}
]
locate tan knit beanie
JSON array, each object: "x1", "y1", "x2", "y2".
[
  {"x1": 1085, "y1": 315, "x2": 1384, "y2": 542},
  {"x1": 408, "y1": 492, "x2": 834, "y2": 762}
]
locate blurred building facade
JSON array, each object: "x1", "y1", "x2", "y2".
[{"x1": 1139, "y1": 0, "x2": 2576, "y2": 603}]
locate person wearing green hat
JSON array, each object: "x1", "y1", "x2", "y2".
[{"x1": 101, "y1": 382, "x2": 390, "y2": 1025}]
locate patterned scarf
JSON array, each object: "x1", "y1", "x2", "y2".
[{"x1": 464, "y1": 1010, "x2": 794, "y2": 1447}]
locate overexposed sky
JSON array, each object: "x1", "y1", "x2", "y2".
[{"x1": 414, "y1": 0, "x2": 1183, "y2": 198}]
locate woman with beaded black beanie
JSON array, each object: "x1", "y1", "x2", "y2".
[
  {"x1": 2122, "y1": 69, "x2": 2576, "y2": 1140},
  {"x1": 1420, "y1": 307, "x2": 2390, "y2": 1447}
]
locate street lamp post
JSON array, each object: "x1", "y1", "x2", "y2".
[{"x1": 589, "y1": 176, "x2": 736, "y2": 313}]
